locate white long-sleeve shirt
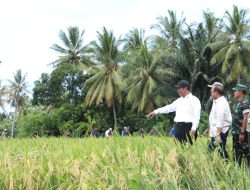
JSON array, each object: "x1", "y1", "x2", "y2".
[
  {"x1": 105, "y1": 129, "x2": 112, "y2": 138},
  {"x1": 154, "y1": 93, "x2": 201, "y2": 131},
  {"x1": 209, "y1": 96, "x2": 232, "y2": 137}
]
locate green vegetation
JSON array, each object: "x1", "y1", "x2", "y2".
[
  {"x1": 0, "y1": 5, "x2": 249, "y2": 190},
  {"x1": 0, "y1": 137, "x2": 249, "y2": 189},
  {"x1": 0, "y1": 5, "x2": 250, "y2": 137}
]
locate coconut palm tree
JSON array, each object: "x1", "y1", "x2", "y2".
[
  {"x1": 84, "y1": 27, "x2": 122, "y2": 130},
  {"x1": 120, "y1": 29, "x2": 172, "y2": 113},
  {"x1": 162, "y1": 23, "x2": 221, "y2": 108},
  {"x1": 0, "y1": 80, "x2": 8, "y2": 111},
  {"x1": 207, "y1": 5, "x2": 250, "y2": 82},
  {"x1": 151, "y1": 10, "x2": 185, "y2": 50},
  {"x1": 51, "y1": 26, "x2": 93, "y2": 69},
  {"x1": 202, "y1": 10, "x2": 221, "y2": 43},
  {"x1": 8, "y1": 70, "x2": 28, "y2": 114},
  {"x1": 51, "y1": 26, "x2": 96, "y2": 105},
  {"x1": 7, "y1": 69, "x2": 29, "y2": 137}
]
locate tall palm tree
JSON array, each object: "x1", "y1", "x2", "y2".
[
  {"x1": 7, "y1": 69, "x2": 29, "y2": 137},
  {"x1": 51, "y1": 26, "x2": 93, "y2": 69},
  {"x1": 163, "y1": 23, "x2": 220, "y2": 108},
  {"x1": 0, "y1": 80, "x2": 8, "y2": 111},
  {"x1": 202, "y1": 10, "x2": 221, "y2": 43},
  {"x1": 151, "y1": 10, "x2": 185, "y2": 50},
  {"x1": 121, "y1": 29, "x2": 172, "y2": 113},
  {"x1": 51, "y1": 26, "x2": 95, "y2": 105},
  {"x1": 207, "y1": 5, "x2": 250, "y2": 82},
  {"x1": 84, "y1": 27, "x2": 122, "y2": 130}
]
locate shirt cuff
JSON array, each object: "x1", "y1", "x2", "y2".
[
  {"x1": 191, "y1": 124, "x2": 197, "y2": 131},
  {"x1": 153, "y1": 110, "x2": 158, "y2": 114}
]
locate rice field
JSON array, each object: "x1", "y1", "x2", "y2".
[{"x1": 0, "y1": 136, "x2": 249, "y2": 190}]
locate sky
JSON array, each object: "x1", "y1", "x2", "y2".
[{"x1": 0, "y1": 0, "x2": 249, "y2": 91}]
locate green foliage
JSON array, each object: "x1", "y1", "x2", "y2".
[
  {"x1": 18, "y1": 110, "x2": 47, "y2": 137},
  {"x1": 151, "y1": 10, "x2": 185, "y2": 49},
  {"x1": 0, "y1": 81, "x2": 8, "y2": 111},
  {"x1": 6, "y1": 6, "x2": 250, "y2": 137},
  {"x1": 0, "y1": 118, "x2": 11, "y2": 132},
  {"x1": 33, "y1": 64, "x2": 89, "y2": 107},
  {"x1": 7, "y1": 69, "x2": 29, "y2": 117},
  {"x1": 120, "y1": 28, "x2": 169, "y2": 113},
  {"x1": 85, "y1": 27, "x2": 122, "y2": 107},
  {"x1": 117, "y1": 111, "x2": 156, "y2": 132},
  {"x1": 85, "y1": 27, "x2": 123, "y2": 129},
  {"x1": 198, "y1": 111, "x2": 209, "y2": 135},
  {"x1": 208, "y1": 5, "x2": 250, "y2": 81},
  {"x1": 50, "y1": 26, "x2": 93, "y2": 68}
]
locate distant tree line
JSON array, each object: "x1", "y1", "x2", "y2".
[{"x1": 1, "y1": 5, "x2": 250, "y2": 137}]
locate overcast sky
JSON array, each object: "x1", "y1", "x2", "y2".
[{"x1": 0, "y1": 0, "x2": 249, "y2": 90}]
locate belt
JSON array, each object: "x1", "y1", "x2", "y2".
[{"x1": 176, "y1": 122, "x2": 192, "y2": 125}]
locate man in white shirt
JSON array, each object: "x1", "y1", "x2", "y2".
[
  {"x1": 208, "y1": 83, "x2": 232, "y2": 159},
  {"x1": 147, "y1": 80, "x2": 201, "y2": 144},
  {"x1": 105, "y1": 128, "x2": 112, "y2": 138}
]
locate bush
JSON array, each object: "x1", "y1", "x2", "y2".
[{"x1": 18, "y1": 111, "x2": 47, "y2": 137}]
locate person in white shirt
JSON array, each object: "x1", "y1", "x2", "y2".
[
  {"x1": 147, "y1": 80, "x2": 201, "y2": 144},
  {"x1": 105, "y1": 128, "x2": 112, "y2": 138},
  {"x1": 208, "y1": 83, "x2": 232, "y2": 159}
]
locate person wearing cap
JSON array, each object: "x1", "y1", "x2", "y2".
[
  {"x1": 206, "y1": 82, "x2": 224, "y2": 112},
  {"x1": 121, "y1": 126, "x2": 130, "y2": 136},
  {"x1": 147, "y1": 80, "x2": 201, "y2": 144},
  {"x1": 207, "y1": 83, "x2": 232, "y2": 159},
  {"x1": 232, "y1": 84, "x2": 250, "y2": 166}
]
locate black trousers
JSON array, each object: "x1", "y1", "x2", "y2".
[
  {"x1": 208, "y1": 131, "x2": 229, "y2": 159},
  {"x1": 249, "y1": 132, "x2": 250, "y2": 167},
  {"x1": 233, "y1": 133, "x2": 249, "y2": 166},
  {"x1": 174, "y1": 122, "x2": 197, "y2": 144}
]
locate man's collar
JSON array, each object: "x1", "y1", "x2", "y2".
[
  {"x1": 213, "y1": 96, "x2": 223, "y2": 102},
  {"x1": 182, "y1": 92, "x2": 192, "y2": 98}
]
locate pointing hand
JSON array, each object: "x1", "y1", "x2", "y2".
[{"x1": 146, "y1": 111, "x2": 156, "y2": 118}]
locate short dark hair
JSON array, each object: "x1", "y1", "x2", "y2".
[
  {"x1": 175, "y1": 80, "x2": 190, "y2": 90},
  {"x1": 213, "y1": 86, "x2": 224, "y2": 95}
]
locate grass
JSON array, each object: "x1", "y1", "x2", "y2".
[{"x1": 0, "y1": 136, "x2": 249, "y2": 190}]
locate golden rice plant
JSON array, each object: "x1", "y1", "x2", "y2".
[{"x1": 0, "y1": 136, "x2": 249, "y2": 189}]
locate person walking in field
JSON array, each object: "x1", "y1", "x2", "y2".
[
  {"x1": 207, "y1": 82, "x2": 232, "y2": 159},
  {"x1": 105, "y1": 128, "x2": 112, "y2": 138},
  {"x1": 147, "y1": 80, "x2": 201, "y2": 144},
  {"x1": 1, "y1": 129, "x2": 7, "y2": 138},
  {"x1": 121, "y1": 126, "x2": 130, "y2": 136},
  {"x1": 91, "y1": 127, "x2": 98, "y2": 138},
  {"x1": 232, "y1": 84, "x2": 250, "y2": 166}
]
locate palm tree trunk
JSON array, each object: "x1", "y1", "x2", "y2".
[
  {"x1": 112, "y1": 102, "x2": 117, "y2": 130},
  {"x1": 11, "y1": 110, "x2": 16, "y2": 138}
]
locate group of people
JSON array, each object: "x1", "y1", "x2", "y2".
[
  {"x1": 91, "y1": 126, "x2": 131, "y2": 138},
  {"x1": 147, "y1": 80, "x2": 250, "y2": 166}
]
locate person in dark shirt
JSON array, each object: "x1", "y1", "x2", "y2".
[
  {"x1": 91, "y1": 127, "x2": 98, "y2": 138},
  {"x1": 232, "y1": 84, "x2": 249, "y2": 166},
  {"x1": 121, "y1": 127, "x2": 130, "y2": 136}
]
